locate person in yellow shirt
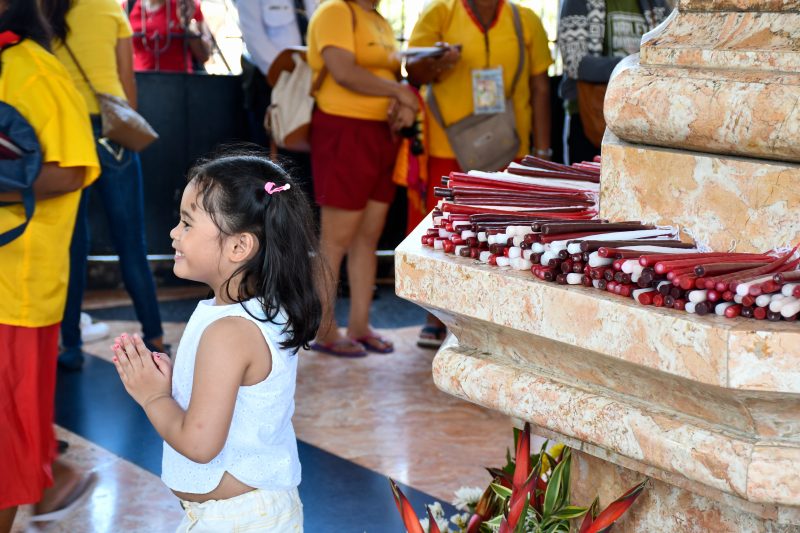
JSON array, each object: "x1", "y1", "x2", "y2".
[
  {"x1": 42, "y1": 0, "x2": 167, "y2": 372},
  {"x1": 405, "y1": 0, "x2": 554, "y2": 347},
  {"x1": 306, "y1": 0, "x2": 417, "y2": 357},
  {"x1": 0, "y1": 1, "x2": 100, "y2": 530}
]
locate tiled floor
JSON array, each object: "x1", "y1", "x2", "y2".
[{"x1": 12, "y1": 285, "x2": 513, "y2": 532}]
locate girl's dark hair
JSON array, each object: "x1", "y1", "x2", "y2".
[
  {"x1": 0, "y1": 0, "x2": 52, "y2": 51},
  {"x1": 188, "y1": 147, "x2": 322, "y2": 352},
  {"x1": 40, "y1": 0, "x2": 73, "y2": 42}
]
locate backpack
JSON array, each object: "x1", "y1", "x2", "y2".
[
  {"x1": 264, "y1": 0, "x2": 356, "y2": 154},
  {"x1": 265, "y1": 48, "x2": 315, "y2": 153},
  {"x1": 0, "y1": 33, "x2": 43, "y2": 247}
]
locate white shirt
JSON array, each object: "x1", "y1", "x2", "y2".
[
  {"x1": 161, "y1": 297, "x2": 301, "y2": 493},
  {"x1": 236, "y1": 0, "x2": 318, "y2": 75}
]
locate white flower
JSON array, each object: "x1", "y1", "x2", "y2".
[
  {"x1": 450, "y1": 512, "x2": 472, "y2": 527},
  {"x1": 429, "y1": 501, "x2": 446, "y2": 520},
  {"x1": 452, "y1": 486, "x2": 484, "y2": 511},
  {"x1": 419, "y1": 515, "x2": 452, "y2": 533},
  {"x1": 420, "y1": 517, "x2": 430, "y2": 531},
  {"x1": 419, "y1": 502, "x2": 451, "y2": 533}
]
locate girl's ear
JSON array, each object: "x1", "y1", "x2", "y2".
[{"x1": 228, "y1": 232, "x2": 258, "y2": 264}]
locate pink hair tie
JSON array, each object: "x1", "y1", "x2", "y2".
[{"x1": 264, "y1": 181, "x2": 291, "y2": 196}]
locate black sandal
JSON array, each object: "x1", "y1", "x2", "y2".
[{"x1": 416, "y1": 325, "x2": 447, "y2": 349}]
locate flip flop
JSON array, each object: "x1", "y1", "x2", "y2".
[
  {"x1": 310, "y1": 339, "x2": 368, "y2": 358},
  {"x1": 353, "y1": 334, "x2": 394, "y2": 354},
  {"x1": 416, "y1": 325, "x2": 447, "y2": 349},
  {"x1": 29, "y1": 471, "x2": 98, "y2": 523}
]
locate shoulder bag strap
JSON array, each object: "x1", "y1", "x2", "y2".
[
  {"x1": 63, "y1": 42, "x2": 101, "y2": 101},
  {"x1": 311, "y1": 0, "x2": 356, "y2": 95},
  {"x1": 428, "y1": 1, "x2": 524, "y2": 128},
  {"x1": 508, "y1": 2, "x2": 524, "y2": 95}
]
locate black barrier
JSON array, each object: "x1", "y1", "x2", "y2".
[{"x1": 87, "y1": 72, "x2": 248, "y2": 255}]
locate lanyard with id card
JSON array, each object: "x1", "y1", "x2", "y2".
[
  {"x1": 473, "y1": 67, "x2": 505, "y2": 114},
  {"x1": 467, "y1": 0, "x2": 508, "y2": 115}
]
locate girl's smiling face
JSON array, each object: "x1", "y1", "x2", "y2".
[{"x1": 169, "y1": 180, "x2": 228, "y2": 288}]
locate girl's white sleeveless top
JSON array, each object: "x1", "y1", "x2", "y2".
[{"x1": 161, "y1": 297, "x2": 301, "y2": 494}]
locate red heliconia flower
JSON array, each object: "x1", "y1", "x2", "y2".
[
  {"x1": 580, "y1": 479, "x2": 648, "y2": 533},
  {"x1": 426, "y1": 506, "x2": 442, "y2": 533},
  {"x1": 390, "y1": 478, "x2": 425, "y2": 533}
]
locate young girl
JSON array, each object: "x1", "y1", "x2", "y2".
[{"x1": 111, "y1": 150, "x2": 321, "y2": 532}]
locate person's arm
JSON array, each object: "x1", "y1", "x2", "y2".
[
  {"x1": 116, "y1": 37, "x2": 137, "y2": 109},
  {"x1": 187, "y1": 19, "x2": 212, "y2": 65},
  {"x1": 236, "y1": 0, "x2": 282, "y2": 76},
  {"x1": 322, "y1": 47, "x2": 418, "y2": 111},
  {"x1": 0, "y1": 163, "x2": 86, "y2": 202},
  {"x1": 406, "y1": 46, "x2": 461, "y2": 87},
  {"x1": 530, "y1": 71, "x2": 551, "y2": 157},
  {"x1": 113, "y1": 320, "x2": 270, "y2": 464}
]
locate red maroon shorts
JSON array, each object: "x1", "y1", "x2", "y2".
[
  {"x1": 310, "y1": 108, "x2": 398, "y2": 210},
  {"x1": 0, "y1": 323, "x2": 59, "y2": 507}
]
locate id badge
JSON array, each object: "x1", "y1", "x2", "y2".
[{"x1": 472, "y1": 67, "x2": 506, "y2": 115}]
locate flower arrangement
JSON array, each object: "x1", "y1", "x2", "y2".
[{"x1": 390, "y1": 423, "x2": 647, "y2": 533}]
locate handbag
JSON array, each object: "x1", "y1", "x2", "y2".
[
  {"x1": 426, "y1": 2, "x2": 524, "y2": 172},
  {"x1": 64, "y1": 44, "x2": 158, "y2": 152},
  {"x1": 265, "y1": 47, "x2": 317, "y2": 153},
  {"x1": 265, "y1": 0, "x2": 355, "y2": 153},
  {"x1": 0, "y1": 34, "x2": 42, "y2": 247},
  {"x1": 576, "y1": 81, "x2": 607, "y2": 149}
]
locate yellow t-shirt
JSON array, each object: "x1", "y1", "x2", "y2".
[
  {"x1": 52, "y1": 0, "x2": 133, "y2": 115},
  {"x1": 409, "y1": 0, "x2": 553, "y2": 159},
  {"x1": 307, "y1": 0, "x2": 400, "y2": 121},
  {"x1": 0, "y1": 40, "x2": 100, "y2": 327}
]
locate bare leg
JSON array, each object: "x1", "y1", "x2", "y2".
[
  {"x1": 33, "y1": 458, "x2": 82, "y2": 516},
  {"x1": 0, "y1": 507, "x2": 17, "y2": 533},
  {"x1": 425, "y1": 313, "x2": 445, "y2": 330},
  {"x1": 346, "y1": 200, "x2": 391, "y2": 339},
  {"x1": 316, "y1": 206, "x2": 364, "y2": 345}
]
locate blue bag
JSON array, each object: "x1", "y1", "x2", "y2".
[{"x1": 0, "y1": 100, "x2": 42, "y2": 246}]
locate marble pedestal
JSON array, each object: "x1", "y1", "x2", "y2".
[
  {"x1": 396, "y1": 227, "x2": 800, "y2": 530},
  {"x1": 396, "y1": 0, "x2": 800, "y2": 528}
]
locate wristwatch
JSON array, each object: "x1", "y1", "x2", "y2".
[{"x1": 535, "y1": 148, "x2": 553, "y2": 158}]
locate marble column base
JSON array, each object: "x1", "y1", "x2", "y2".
[
  {"x1": 600, "y1": 131, "x2": 800, "y2": 253},
  {"x1": 569, "y1": 450, "x2": 800, "y2": 532}
]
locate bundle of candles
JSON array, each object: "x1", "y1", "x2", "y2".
[{"x1": 421, "y1": 157, "x2": 800, "y2": 322}]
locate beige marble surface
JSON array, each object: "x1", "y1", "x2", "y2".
[
  {"x1": 641, "y1": 11, "x2": 800, "y2": 73},
  {"x1": 396, "y1": 222, "x2": 800, "y2": 393},
  {"x1": 680, "y1": 0, "x2": 800, "y2": 10},
  {"x1": 600, "y1": 131, "x2": 800, "y2": 255},
  {"x1": 395, "y1": 223, "x2": 800, "y2": 514},
  {"x1": 12, "y1": 429, "x2": 183, "y2": 533},
  {"x1": 570, "y1": 451, "x2": 800, "y2": 532},
  {"x1": 605, "y1": 56, "x2": 800, "y2": 163},
  {"x1": 603, "y1": 3, "x2": 800, "y2": 164}
]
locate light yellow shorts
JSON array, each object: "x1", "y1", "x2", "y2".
[{"x1": 176, "y1": 487, "x2": 303, "y2": 532}]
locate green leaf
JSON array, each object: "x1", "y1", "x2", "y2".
[
  {"x1": 551, "y1": 505, "x2": 589, "y2": 520},
  {"x1": 542, "y1": 455, "x2": 568, "y2": 517},
  {"x1": 560, "y1": 448, "x2": 573, "y2": 504},
  {"x1": 491, "y1": 483, "x2": 513, "y2": 500}
]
